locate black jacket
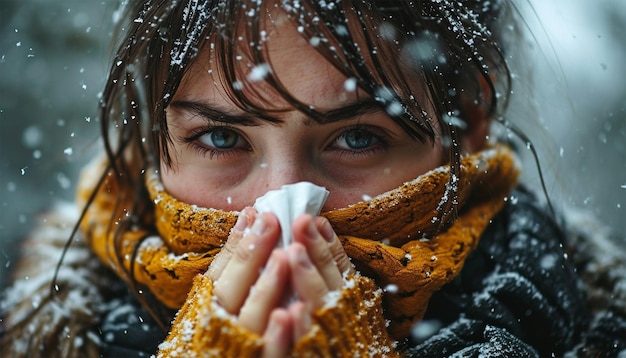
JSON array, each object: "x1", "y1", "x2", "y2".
[
  {"x1": 410, "y1": 187, "x2": 590, "y2": 356},
  {"x1": 2, "y1": 188, "x2": 625, "y2": 357}
]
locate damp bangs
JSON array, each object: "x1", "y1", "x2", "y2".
[
  {"x1": 203, "y1": 0, "x2": 509, "y2": 145},
  {"x1": 273, "y1": 0, "x2": 511, "y2": 145},
  {"x1": 122, "y1": 0, "x2": 510, "y2": 165},
  {"x1": 278, "y1": 0, "x2": 439, "y2": 143},
  {"x1": 168, "y1": 0, "x2": 443, "y2": 144}
]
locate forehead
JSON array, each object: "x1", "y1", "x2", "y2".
[{"x1": 174, "y1": 9, "x2": 362, "y2": 111}]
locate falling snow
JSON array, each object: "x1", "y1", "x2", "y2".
[
  {"x1": 247, "y1": 63, "x2": 270, "y2": 82},
  {"x1": 343, "y1": 77, "x2": 357, "y2": 92},
  {"x1": 0, "y1": 2, "x2": 625, "y2": 355}
]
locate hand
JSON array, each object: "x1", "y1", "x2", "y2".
[
  {"x1": 207, "y1": 207, "x2": 285, "y2": 333},
  {"x1": 262, "y1": 214, "x2": 354, "y2": 357},
  {"x1": 206, "y1": 208, "x2": 354, "y2": 357}
]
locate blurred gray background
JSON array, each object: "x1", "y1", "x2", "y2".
[{"x1": 1, "y1": 0, "x2": 625, "y2": 289}]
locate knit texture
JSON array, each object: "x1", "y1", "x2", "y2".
[
  {"x1": 290, "y1": 274, "x2": 397, "y2": 357},
  {"x1": 157, "y1": 273, "x2": 397, "y2": 357},
  {"x1": 77, "y1": 144, "x2": 520, "y2": 350},
  {"x1": 156, "y1": 274, "x2": 263, "y2": 357}
]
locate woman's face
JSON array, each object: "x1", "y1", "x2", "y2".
[{"x1": 161, "y1": 16, "x2": 444, "y2": 211}]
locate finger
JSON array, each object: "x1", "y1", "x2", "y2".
[
  {"x1": 292, "y1": 215, "x2": 342, "y2": 290},
  {"x1": 262, "y1": 309, "x2": 292, "y2": 358},
  {"x1": 206, "y1": 207, "x2": 257, "y2": 281},
  {"x1": 238, "y1": 250, "x2": 289, "y2": 334},
  {"x1": 288, "y1": 301, "x2": 311, "y2": 341},
  {"x1": 213, "y1": 212, "x2": 281, "y2": 314},
  {"x1": 288, "y1": 243, "x2": 329, "y2": 310},
  {"x1": 321, "y1": 218, "x2": 355, "y2": 277}
]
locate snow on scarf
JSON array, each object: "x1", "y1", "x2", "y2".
[{"x1": 78, "y1": 144, "x2": 520, "y2": 339}]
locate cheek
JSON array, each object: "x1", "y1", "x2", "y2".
[
  {"x1": 160, "y1": 165, "x2": 197, "y2": 205},
  {"x1": 160, "y1": 164, "x2": 229, "y2": 209},
  {"x1": 321, "y1": 144, "x2": 444, "y2": 210},
  {"x1": 159, "y1": 141, "x2": 445, "y2": 211},
  {"x1": 160, "y1": 162, "x2": 269, "y2": 211}
]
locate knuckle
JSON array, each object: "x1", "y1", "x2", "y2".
[
  {"x1": 220, "y1": 240, "x2": 236, "y2": 258},
  {"x1": 337, "y1": 255, "x2": 354, "y2": 274},
  {"x1": 315, "y1": 246, "x2": 337, "y2": 268},
  {"x1": 233, "y1": 240, "x2": 256, "y2": 263},
  {"x1": 330, "y1": 243, "x2": 353, "y2": 273},
  {"x1": 206, "y1": 259, "x2": 223, "y2": 280},
  {"x1": 215, "y1": 232, "x2": 243, "y2": 263}
]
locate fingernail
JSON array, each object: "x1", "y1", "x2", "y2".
[
  {"x1": 319, "y1": 219, "x2": 336, "y2": 243},
  {"x1": 292, "y1": 246, "x2": 312, "y2": 269},
  {"x1": 234, "y1": 212, "x2": 248, "y2": 232},
  {"x1": 306, "y1": 219, "x2": 319, "y2": 240},
  {"x1": 252, "y1": 215, "x2": 267, "y2": 236}
]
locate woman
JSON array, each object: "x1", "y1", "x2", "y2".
[{"x1": 2, "y1": 0, "x2": 625, "y2": 357}]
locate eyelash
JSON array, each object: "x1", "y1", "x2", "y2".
[
  {"x1": 181, "y1": 126, "x2": 246, "y2": 159},
  {"x1": 336, "y1": 147, "x2": 380, "y2": 159},
  {"x1": 181, "y1": 125, "x2": 389, "y2": 159},
  {"x1": 332, "y1": 125, "x2": 389, "y2": 158}
]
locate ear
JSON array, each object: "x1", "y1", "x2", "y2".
[
  {"x1": 460, "y1": 74, "x2": 494, "y2": 153},
  {"x1": 460, "y1": 106, "x2": 491, "y2": 153}
]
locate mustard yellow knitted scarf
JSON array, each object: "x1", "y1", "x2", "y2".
[{"x1": 78, "y1": 144, "x2": 520, "y2": 339}]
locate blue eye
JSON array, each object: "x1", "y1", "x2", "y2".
[
  {"x1": 200, "y1": 129, "x2": 240, "y2": 149},
  {"x1": 182, "y1": 126, "x2": 250, "y2": 159},
  {"x1": 337, "y1": 129, "x2": 376, "y2": 150}
]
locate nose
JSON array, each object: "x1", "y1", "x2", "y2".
[{"x1": 257, "y1": 156, "x2": 314, "y2": 194}]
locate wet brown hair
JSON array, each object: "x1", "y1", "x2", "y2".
[{"x1": 82, "y1": 0, "x2": 512, "y2": 328}]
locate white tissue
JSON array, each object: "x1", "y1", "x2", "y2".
[{"x1": 253, "y1": 182, "x2": 329, "y2": 248}]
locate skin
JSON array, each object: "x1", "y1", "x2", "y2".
[
  {"x1": 207, "y1": 209, "x2": 353, "y2": 356},
  {"x1": 159, "y1": 9, "x2": 487, "y2": 356},
  {"x1": 161, "y1": 13, "x2": 445, "y2": 212}
]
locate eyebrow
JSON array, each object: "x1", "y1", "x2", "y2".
[{"x1": 169, "y1": 98, "x2": 383, "y2": 126}]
